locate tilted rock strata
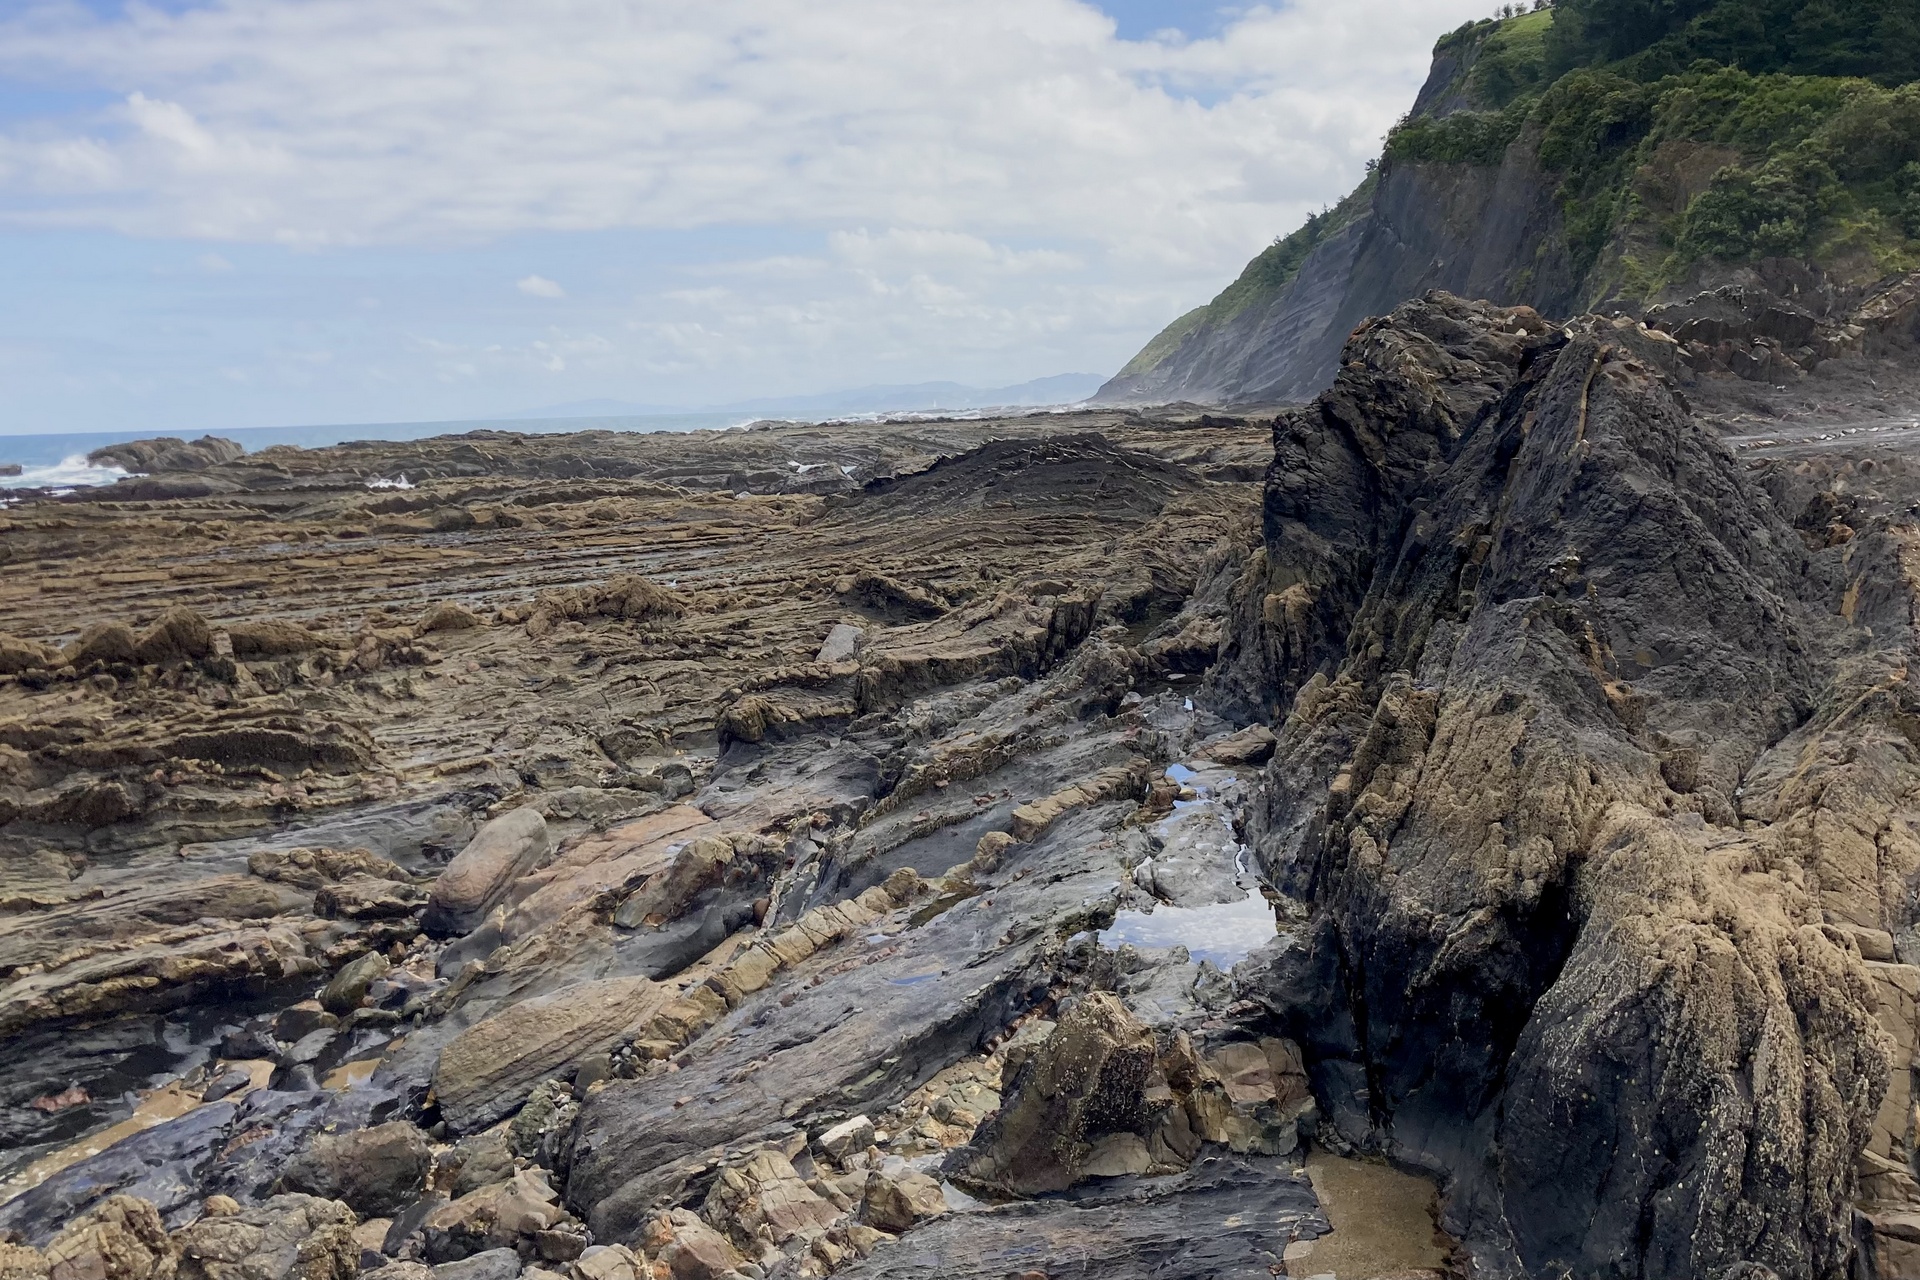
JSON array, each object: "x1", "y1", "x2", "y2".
[{"x1": 1222, "y1": 291, "x2": 1910, "y2": 1277}]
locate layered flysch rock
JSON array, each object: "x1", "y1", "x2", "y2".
[
  {"x1": 1218, "y1": 290, "x2": 1920, "y2": 1277},
  {"x1": 12, "y1": 294, "x2": 1920, "y2": 1280}
]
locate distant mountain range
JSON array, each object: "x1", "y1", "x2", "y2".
[{"x1": 503, "y1": 374, "x2": 1105, "y2": 422}]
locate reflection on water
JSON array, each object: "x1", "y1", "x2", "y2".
[
  {"x1": 1097, "y1": 762, "x2": 1280, "y2": 968},
  {"x1": 1099, "y1": 888, "x2": 1279, "y2": 968}
]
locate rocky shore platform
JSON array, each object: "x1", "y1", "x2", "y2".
[{"x1": 7, "y1": 283, "x2": 1920, "y2": 1279}]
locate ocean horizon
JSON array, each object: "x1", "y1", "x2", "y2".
[{"x1": 0, "y1": 411, "x2": 754, "y2": 488}]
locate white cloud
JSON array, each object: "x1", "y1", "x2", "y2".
[
  {"x1": 0, "y1": 0, "x2": 1509, "y2": 427},
  {"x1": 0, "y1": 0, "x2": 1491, "y2": 260}
]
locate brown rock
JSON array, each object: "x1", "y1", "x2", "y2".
[
  {"x1": 612, "y1": 836, "x2": 733, "y2": 930},
  {"x1": 248, "y1": 847, "x2": 410, "y2": 890},
  {"x1": 565, "y1": 1246, "x2": 636, "y2": 1280},
  {"x1": 228, "y1": 621, "x2": 321, "y2": 659},
  {"x1": 433, "y1": 978, "x2": 666, "y2": 1133},
  {"x1": 42, "y1": 1197, "x2": 172, "y2": 1280},
  {"x1": 319, "y1": 951, "x2": 389, "y2": 1015},
  {"x1": 644, "y1": 1211, "x2": 741, "y2": 1280},
  {"x1": 420, "y1": 1171, "x2": 568, "y2": 1264},
  {"x1": 970, "y1": 832, "x2": 1017, "y2": 874},
  {"x1": 171, "y1": 1194, "x2": 358, "y2": 1280},
  {"x1": 417, "y1": 603, "x2": 483, "y2": 636},
  {"x1": 133, "y1": 608, "x2": 214, "y2": 665},
  {"x1": 314, "y1": 875, "x2": 427, "y2": 921},
  {"x1": 860, "y1": 1170, "x2": 946, "y2": 1234},
  {"x1": 0, "y1": 633, "x2": 62, "y2": 676},
  {"x1": 525, "y1": 576, "x2": 684, "y2": 639},
  {"x1": 950, "y1": 993, "x2": 1156, "y2": 1197},
  {"x1": 1201, "y1": 723, "x2": 1275, "y2": 766},
  {"x1": 272, "y1": 1000, "x2": 338, "y2": 1042},
  {"x1": 701, "y1": 1149, "x2": 840, "y2": 1251},
  {"x1": 443, "y1": 1130, "x2": 519, "y2": 1199},
  {"x1": 423, "y1": 808, "x2": 551, "y2": 938},
  {"x1": 1007, "y1": 765, "x2": 1144, "y2": 842},
  {"x1": 65, "y1": 623, "x2": 139, "y2": 666},
  {"x1": 0, "y1": 1243, "x2": 49, "y2": 1280}
]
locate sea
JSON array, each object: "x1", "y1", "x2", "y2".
[{"x1": 0, "y1": 412, "x2": 750, "y2": 490}]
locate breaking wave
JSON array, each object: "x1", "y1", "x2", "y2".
[{"x1": 0, "y1": 455, "x2": 135, "y2": 491}]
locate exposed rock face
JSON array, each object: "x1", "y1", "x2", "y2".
[
  {"x1": 88, "y1": 438, "x2": 245, "y2": 475},
  {"x1": 1221, "y1": 291, "x2": 1906, "y2": 1278},
  {"x1": 1098, "y1": 18, "x2": 1920, "y2": 410}
]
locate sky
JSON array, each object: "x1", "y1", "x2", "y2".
[{"x1": 0, "y1": 0, "x2": 1502, "y2": 435}]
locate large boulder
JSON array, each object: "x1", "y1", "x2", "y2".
[
  {"x1": 171, "y1": 1194, "x2": 359, "y2": 1280},
  {"x1": 65, "y1": 623, "x2": 139, "y2": 666},
  {"x1": 228, "y1": 622, "x2": 322, "y2": 659},
  {"x1": 133, "y1": 608, "x2": 215, "y2": 665},
  {"x1": 432, "y1": 978, "x2": 666, "y2": 1134},
  {"x1": 948, "y1": 993, "x2": 1156, "y2": 1197},
  {"x1": 40, "y1": 1197, "x2": 173, "y2": 1280},
  {"x1": 277, "y1": 1123, "x2": 433, "y2": 1218},
  {"x1": 423, "y1": 810, "x2": 551, "y2": 938}
]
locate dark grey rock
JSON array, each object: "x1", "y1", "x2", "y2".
[
  {"x1": 430, "y1": 1249, "x2": 521, "y2": 1280},
  {"x1": 1218, "y1": 293, "x2": 1890, "y2": 1279},
  {"x1": 279, "y1": 1121, "x2": 434, "y2": 1217},
  {"x1": 203, "y1": 1067, "x2": 255, "y2": 1102},
  {"x1": 834, "y1": 1154, "x2": 1324, "y2": 1279},
  {"x1": 0, "y1": 1101, "x2": 239, "y2": 1243}
]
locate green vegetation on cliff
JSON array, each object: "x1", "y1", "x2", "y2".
[
  {"x1": 1109, "y1": 0, "x2": 1920, "y2": 398},
  {"x1": 1389, "y1": 0, "x2": 1920, "y2": 295},
  {"x1": 1113, "y1": 171, "x2": 1377, "y2": 380},
  {"x1": 1546, "y1": 0, "x2": 1920, "y2": 85}
]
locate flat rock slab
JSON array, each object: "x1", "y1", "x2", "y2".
[
  {"x1": 435, "y1": 977, "x2": 666, "y2": 1134},
  {"x1": 835, "y1": 1155, "x2": 1326, "y2": 1280}
]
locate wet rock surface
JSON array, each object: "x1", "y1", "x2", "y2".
[{"x1": 7, "y1": 298, "x2": 1920, "y2": 1279}]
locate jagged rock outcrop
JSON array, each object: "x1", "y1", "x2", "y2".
[
  {"x1": 1222, "y1": 291, "x2": 1912, "y2": 1278},
  {"x1": 88, "y1": 438, "x2": 245, "y2": 475}
]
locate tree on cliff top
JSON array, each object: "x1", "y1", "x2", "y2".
[{"x1": 1548, "y1": 0, "x2": 1920, "y2": 85}]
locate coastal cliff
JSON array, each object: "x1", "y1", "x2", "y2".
[{"x1": 1101, "y1": 0, "x2": 1920, "y2": 406}]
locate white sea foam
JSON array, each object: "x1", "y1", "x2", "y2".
[
  {"x1": 366, "y1": 474, "x2": 414, "y2": 490},
  {"x1": 0, "y1": 455, "x2": 135, "y2": 491}
]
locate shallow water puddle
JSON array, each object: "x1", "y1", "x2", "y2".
[
  {"x1": 1284, "y1": 1151, "x2": 1451, "y2": 1278},
  {"x1": 0, "y1": 1060, "x2": 273, "y2": 1207},
  {"x1": 1098, "y1": 762, "x2": 1280, "y2": 967},
  {"x1": 1098, "y1": 887, "x2": 1278, "y2": 967}
]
